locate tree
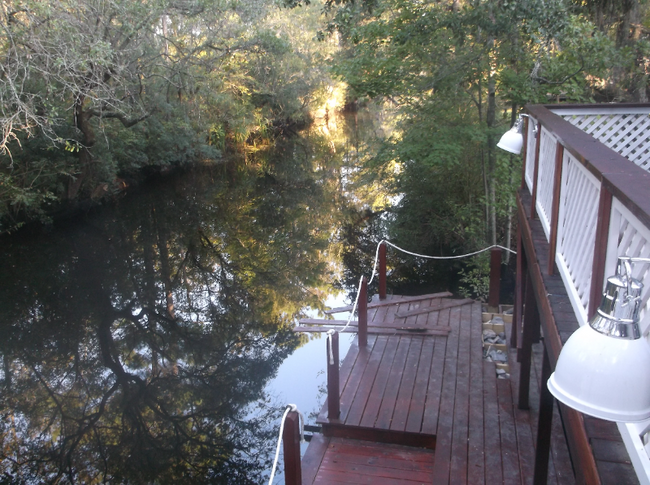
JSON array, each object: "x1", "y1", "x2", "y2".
[
  {"x1": 0, "y1": 0, "x2": 340, "y2": 230},
  {"x1": 324, "y1": 0, "x2": 622, "y2": 261}
]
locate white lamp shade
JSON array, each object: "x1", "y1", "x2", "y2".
[
  {"x1": 497, "y1": 128, "x2": 523, "y2": 155},
  {"x1": 548, "y1": 324, "x2": 650, "y2": 422}
]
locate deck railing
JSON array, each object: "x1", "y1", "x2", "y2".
[{"x1": 522, "y1": 103, "x2": 650, "y2": 482}]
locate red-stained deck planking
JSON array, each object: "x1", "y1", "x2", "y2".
[{"x1": 299, "y1": 295, "x2": 576, "y2": 484}]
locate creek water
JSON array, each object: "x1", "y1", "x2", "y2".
[{"x1": 0, "y1": 124, "x2": 365, "y2": 484}]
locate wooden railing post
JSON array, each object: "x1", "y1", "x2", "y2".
[
  {"x1": 519, "y1": 271, "x2": 540, "y2": 410},
  {"x1": 327, "y1": 331, "x2": 340, "y2": 420},
  {"x1": 548, "y1": 143, "x2": 564, "y2": 276},
  {"x1": 379, "y1": 242, "x2": 387, "y2": 300},
  {"x1": 359, "y1": 276, "x2": 368, "y2": 348},
  {"x1": 533, "y1": 346, "x2": 553, "y2": 485},
  {"x1": 589, "y1": 185, "x2": 613, "y2": 319},
  {"x1": 512, "y1": 226, "x2": 526, "y2": 350},
  {"x1": 283, "y1": 410, "x2": 302, "y2": 485},
  {"x1": 488, "y1": 247, "x2": 502, "y2": 311}
]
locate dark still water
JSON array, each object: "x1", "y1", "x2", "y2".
[{"x1": 0, "y1": 130, "x2": 359, "y2": 483}]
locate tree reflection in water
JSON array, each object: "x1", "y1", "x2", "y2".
[{"x1": 0, "y1": 134, "x2": 350, "y2": 483}]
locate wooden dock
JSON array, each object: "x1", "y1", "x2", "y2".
[{"x1": 296, "y1": 294, "x2": 576, "y2": 485}]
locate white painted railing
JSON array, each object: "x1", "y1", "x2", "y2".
[
  {"x1": 555, "y1": 107, "x2": 650, "y2": 171},
  {"x1": 555, "y1": 150, "x2": 600, "y2": 326},
  {"x1": 525, "y1": 119, "x2": 537, "y2": 191},
  {"x1": 523, "y1": 104, "x2": 650, "y2": 485},
  {"x1": 535, "y1": 126, "x2": 558, "y2": 241}
]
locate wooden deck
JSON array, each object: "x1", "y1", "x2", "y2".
[{"x1": 297, "y1": 294, "x2": 577, "y2": 484}]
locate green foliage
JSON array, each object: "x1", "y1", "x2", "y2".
[
  {"x1": 327, "y1": 0, "x2": 645, "y2": 264},
  {"x1": 458, "y1": 253, "x2": 490, "y2": 301}
]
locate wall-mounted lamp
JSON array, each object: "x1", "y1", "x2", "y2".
[
  {"x1": 497, "y1": 114, "x2": 538, "y2": 155},
  {"x1": 548, "y1": 257, "x2": 650, "y2": 422}
]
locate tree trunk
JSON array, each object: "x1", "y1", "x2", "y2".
[{"x1": 486, "y1": 64, "x2": 497, "y2": 246}]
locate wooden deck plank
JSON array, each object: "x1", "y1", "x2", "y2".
[
  {"x1": 306, "y1": 294, "x2": 584, "y2": 485},
  {"x1": 405, "y1": 336, "x2": 435, "y2": 434},
  {"x1": 312, "y1": 437, "x2": 435, "y2": 484},
  {"x1": 318, "y1": 459, "x2": 433, "y2": 482},
  {"x1": 467, "y1": 302, "x2": 486, "y2": 485},
  {"x1": 421, "y1": 307, "x2": 451, "y2": 435},
  {"x1": 497, "y1": 376, "x2": 523, "y2": 485},
  {"x1": 345, "y1": 336, "x2": 390, "y2": 427},
  {"x1": 430, "y1": 305, "x2": 462, "y2": 484},
  {"x1": 484, "y1": 358, "x2": 504, "y2": 485},
  {"x1": 359, "y1": 336, "x2": 401, "y2": 429},
  {"x1": 375, "y1": 337, "x2": 412, "y2": 429},
  {"x1": 337, "y1": 336, "x2": 380, "y2": 424},
  {"x1": 449, "y1": 303, "x2": 472, "y2": 485},
  {"x1": 302, "y1": 433, "x2": 330, "y2": 485},
  {"x1": 507, "y1": 342, "x2": 536, "y2": 485},
  {"x1": 391, "y1": 336, "x2": 424, "y2": 431}
]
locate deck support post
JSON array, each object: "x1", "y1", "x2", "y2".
[
  {"x1": 327, "y1": 331, "x2": 340, "y2": 419},
  {"x1": 518, "y1": 271, "x2": 540, "y2": 410},
  {"x1": 283, "y1": 410, "x2": 302, "y2": 485},
  {"x1": 359, "y1": 277, "x2": 368, "y2": 348},
  {"x1": 488, "y1": 247, "x2": 502, "y2": 311},
  {"x1": 379, "y1": 242, "x2": 387, "y2": 300},
  {"x1": 533, "y1": 345, "x2": 554, "y2": 485},
  {"x1": 513, "y1": 227, "x2": 526, "y2": 350}
]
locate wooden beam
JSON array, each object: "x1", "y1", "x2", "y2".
[
  {"x1": 327, "y1": 331, "x2": 340, "y2": 420},
  {"x1": 533, "y1": 346, "x2": 553, "y2": 485},
  {"x1": 283, "y1": 410, "x2": 302, "y2": 485},
  {"x1": 589, "y1": 185, "x2": 612, "y2": 319},
  {"x1": 512, "y1": 226, "x2": 526, "y2": 351},
  {"x1": 321, "y1": 424, "x2": 436, "y2": 450},
  {"x1": 293, "y1": 326, "x2": 452, "y2": 336},
  {"x1": 394, "y1": 298, "x2": 474, "y2": 318},
  {"x1": 379, "y1": 242, "x2": 387, "y2": 300},
  {"x1": 324, "y1": 292, "x2": 453, "y2": 314},
  {"x1": 359, "y1": 277, "x2": 368, "y2": 348},
  {"x1": 488, "y1": 247, "x2": 502, "y2": 309},
  {"x1": 518, "y1": 270, "x2": 540, "y2": 410},
  {"x1": 548, "y1": 142, "x2": 564, "y2": 276}
]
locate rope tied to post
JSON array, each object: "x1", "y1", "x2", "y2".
[
  {"x1": 268, "y1": 403, "x2": 304, "y2": 485},
  {"x1": 327, "y1": 329, "x2": 336, "y2": 365},
  {"x1": 338, "y1": 240, "x2": 517, "y2": 333}
]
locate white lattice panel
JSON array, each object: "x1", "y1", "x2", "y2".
[
  {"x1": 605, "y1": 198, "x2": 650, "y2": 334},
  {"x1": 525, "y1": 118, "x2": 537, "y2": 192},
  {"x1": 555, "y1": 151, "x2": 601, "y2": 326},
  {"x1": 535, "y1": 126, "x2": 558, "y2": 241},
  {"x1": 554, "y1": 107, "x2": 650, "y2": 171}
]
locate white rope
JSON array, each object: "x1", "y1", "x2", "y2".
[
  {"x1": 327, "y1": 329, "x2": 335, "y2": 365},
  {"x1": 339, "y1": 275, "x2": 364, "y2": 333},
  {"x1": 268, "y1": 404, "x2": 304, "y2": 485},
  {"x1": 368, "y1": 240, "x2": 516, "y2": 286},
  {"x1": 330, "y1": 241, "x2": 516, "y2": 337}
]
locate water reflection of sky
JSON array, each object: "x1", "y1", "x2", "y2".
[{"x1": 264, "y1": 293, "x2": 354, "y2": 484}]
